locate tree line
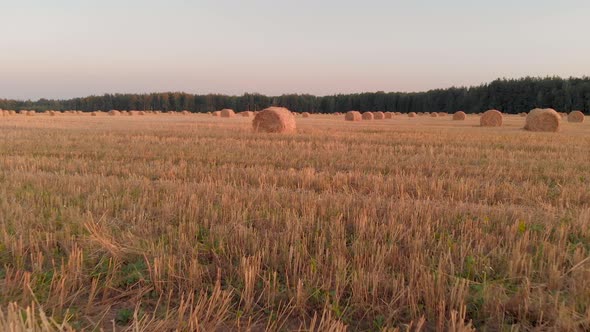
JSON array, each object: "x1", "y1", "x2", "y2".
[{"x1": 1, "y1": 76, "x2": 589, "y2": 114}]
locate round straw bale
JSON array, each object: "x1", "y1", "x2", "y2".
[
  {"x1": 345, "y1": 111, "x2": 362, "y2": 121},
  {"x1": 524, "y1": 108, "x2": 561, "y2": 132},
  {"x1": 252, "y1": 107, "x2": 296, "y2": 133},
  {"x1": 374, "y1": 111, "x2": 385, "y2": 120},
  {"x1": 568, "y1": 111, "x2": 585, "y2": 123},
  {"x1": 181, "y1": 110, "x2": 190, "y2": 115},
  {"x1": 480, "y1": 110, "x2": 503, "y2": 127},
  {"x1": 452, "y1": 111, "x2": 466, "y2": 120},
  {"x1": 408, "y1": 112, "x2": 417, "y2": 117},
  {"x1": 91, "y1": 112, "x2": 98, "y2": 116},
  {"x1": 220, "y1": 109, "x2": 235, "y2": 118},
  {"x1": 212, "y1": 111, "x2": 221, "y2": 117},
  {"x1": 520, "y1": 112, "x2": 527, "y2": 117},
  {"x1": 384, "y1": 112, "x2": 393, "y2": 119},
  {"x1": 302, "y1": 112, "x2": 310, "y2": 118},
  {"x1": 109, "y1": 110, "x2": 120, "y2": 116},
  {"x1": 430, "y1": 112, "x2": 439, "y2": 117},
  {"x1": 362, "y1": 112, "x2": 374, "y2": 120}
]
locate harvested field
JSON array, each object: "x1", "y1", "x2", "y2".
[{"x1": 0, "y1": 113, "x2": 589, "y2": 331}]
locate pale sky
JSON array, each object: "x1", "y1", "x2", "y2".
[{"x1": 1, "y1": 0, "x2": 589, "y2": 100}]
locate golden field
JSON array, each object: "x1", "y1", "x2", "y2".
[{"x1": 0, "y1": 112, "x2": 589, "y2": 331}]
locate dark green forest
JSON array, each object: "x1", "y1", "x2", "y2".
[{"x1": 1, "y1": 76, "x2": 589, "y2": 114}]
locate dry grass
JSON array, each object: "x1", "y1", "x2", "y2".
[{"x1": 0, "y1": 113, "x2": 589, "y2": 331}]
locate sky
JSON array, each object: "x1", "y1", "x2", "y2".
[{"x1": 1, "y1": 0, "x2": 589, "y2": 100}]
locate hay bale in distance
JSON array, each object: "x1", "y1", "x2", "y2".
[
  {"x1": 345, "y1": 111, "x2": 362, "y2": 121},
  {"x1": 252, "y1": 107, "x2": 296, "y2": 133},
  {"x1": 362, "y1": 112, "x2": 374, "y2": 120},
  {"x1": 480, "y1": 110, "x2": 503, "y2": 127},
  {"x1": 524, "y1": 108, "x2": 561, "y2": 132},
  {"x1": 452, "y1": 111, "x2": 466, "y2": 120},
  {"x1": 302, "y1": 112, "x2": 310, "y2": 118},
  {"x1": 212, "y1": 111, "x2": 221, "y2": 117},
  {"x1": 408, "y1": 112, "x2": 417, "y2": 118},
  {"x1": 430, "y1": 113, "x2": 439, "y2": 118},
  {"x1": 108, "y1": 110, "x2": 120, "y2": 116},
  {"x1": 220, "y1": 109, "x2": 235, "y2": 118},
  {"x1": 568, "y1": 111, "x2": 585, "y2": 123},
  {"x1": 384, "y1": 112, "x2": 393, "y2": 119},
  {"x1": 374, "y1": 111, "x2": 385, "y2": 120}
]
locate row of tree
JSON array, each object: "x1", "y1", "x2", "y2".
[{"x1": 1, "y1": 77, "x2": 589, "y2": 114}]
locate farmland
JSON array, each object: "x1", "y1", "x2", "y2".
[{"x1": 1, "y1": 112, "x2": 589, "y2": 331}]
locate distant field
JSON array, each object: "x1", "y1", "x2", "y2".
[{"x1": 1, "y1": 113, "x2": 589, "y2": 331}]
